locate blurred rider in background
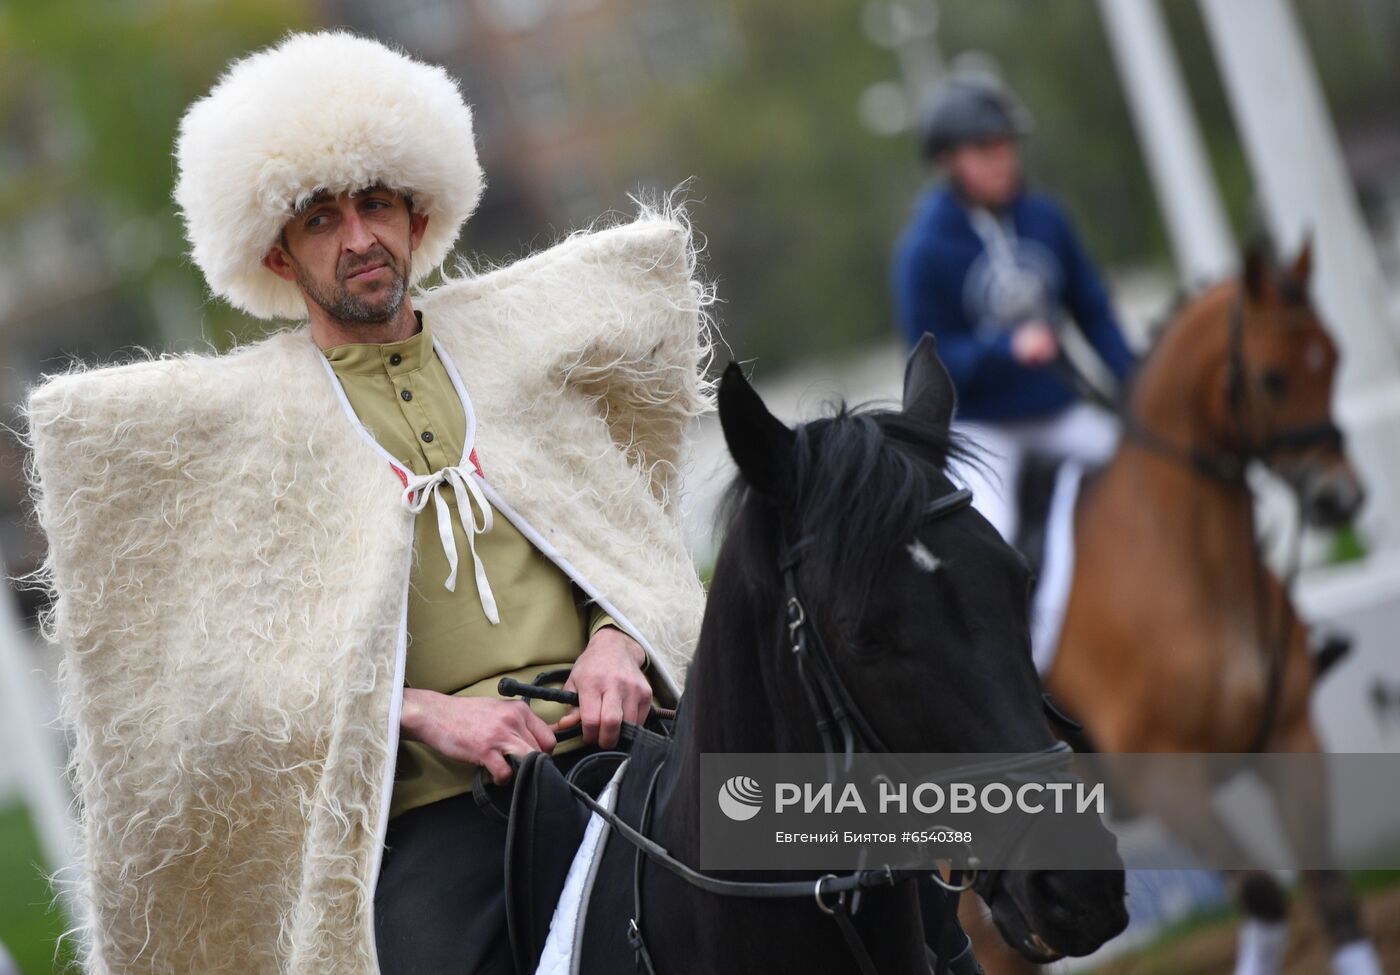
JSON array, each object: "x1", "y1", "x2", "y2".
[{"x1": 891, "y1": 74, "x2": 1136, "y2": 544}]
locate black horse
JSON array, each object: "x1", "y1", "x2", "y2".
[{"x1": 566, "y1": 337, "x2": 1128, "y2": 972}]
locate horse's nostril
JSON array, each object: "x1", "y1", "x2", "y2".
[{"x1": 1306, "y1": 476, "x2": 1364, "y2": 527}]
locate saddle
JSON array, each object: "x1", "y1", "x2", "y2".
[
  {"x1": 497, "y1": 722, "x2": 672, "y2": 975},
  {"x1": 1015, "y1": 452, "x2": 1104, "y2": 596},
  {"x1": 1014, "y1": 454, "x2": 1104, "y2": 680},
  {"x1": 1014, "y1": 452, "x2": 1063, "y2": 594}
]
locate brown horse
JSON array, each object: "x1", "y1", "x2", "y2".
[{"x1": 971, "y1": 238, "x2": 1377, "y2": 974}]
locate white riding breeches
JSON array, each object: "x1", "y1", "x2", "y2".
[{"x1": 949, "y1": 402, "x2": 1121, "y2": 544}]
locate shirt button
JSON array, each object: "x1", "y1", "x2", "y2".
[
  {"x1": 401, "y1": 389, "x2": 413, "y2": 401},
  {"x1": 389, "y1": 353, "x2": 403, "y2": 366},
  {"x1": 421, "y1": 431, "x2": 434, "y2": 443}
]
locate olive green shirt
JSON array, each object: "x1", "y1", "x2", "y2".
[{"x1": 325, "y1": 310, "x2": 618, "y2": 820}]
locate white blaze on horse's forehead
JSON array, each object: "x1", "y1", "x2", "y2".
[{"x1": 907, "y1": 539, "x2": 941, "y2": 573}]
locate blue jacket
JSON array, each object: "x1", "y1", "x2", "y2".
[{"x1": 891, "y1": 186, "x2": 1134, "y2": 422}]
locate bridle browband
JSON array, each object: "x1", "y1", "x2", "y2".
[{"x1": 1056, "y1": 284, "x2": 1344, "y2": 483}]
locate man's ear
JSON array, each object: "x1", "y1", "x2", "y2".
[
  {"x1": 718, "y1": 361, "x2": 795, "y2": 500},
  {"x1": 262, "y1": 240, "x2": 299, "y2": 283},
  {"x1": 409, "y1": 210, "x2": 429, "y2": 253}
]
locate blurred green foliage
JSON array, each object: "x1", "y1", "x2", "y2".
[
  {"x1": 0, "y1": 803, "x2": 74, "y2": 975},
  {"x1": 630, "y1": 0, "x2": 1399, "y2": 376},
  {"x1": 4, "y1": 1, "x2": 1394, "y2": 370},
  {"x1": 0, "y1": 0, "x2": 314, "y2": 347}
]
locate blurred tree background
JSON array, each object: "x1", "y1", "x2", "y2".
[
  {"x1": 0, "y1": 1, "x2": 315, "y2": 351},
  {"x1": 625, "y1": 0, "x2": 1400, "y2": 377},
  {"x1": 3, "y1": 0, "x2": 1395, "y2": 376}
]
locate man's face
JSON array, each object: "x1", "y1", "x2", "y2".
[
  {"x1": 264, "y1": 185, "x2": 428, "y2": 327},
  {"x1": 946, "y1": 138, "x2": 1021, "y2": 208}
]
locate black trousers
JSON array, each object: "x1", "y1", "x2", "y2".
[{"x1": 373, "y1": 749, "x2": 593, "y2": 975}]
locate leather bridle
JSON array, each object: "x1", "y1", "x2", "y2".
[
  {"x1": 504, "y1": 482, "x2": 1076, "y2": 975},
  {"x1": 780, "y1": 493, "x2": 966, "y2": 761},
  {"x1": 1056, "y1": 284, "x2": 1343, "y2": 484},
  {"x1": 775, "y1": 483, "x2": 1075, "y2": 972}
]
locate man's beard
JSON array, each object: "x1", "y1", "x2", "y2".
[{"x1": 293, "y1": 249, "x2": 409, "y2": 327}]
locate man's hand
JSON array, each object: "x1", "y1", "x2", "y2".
[
  {"x1": 1011, "y1": 320, "x2": 1059, "y2": 366},
  {"x1": 400, "y1": 688, "x2": 556, "y2": 785},
  {"x1": 556, "y1": 627, "x2": 652, "y2": 748}
]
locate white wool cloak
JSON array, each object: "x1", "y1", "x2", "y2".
[{"x1": 24, "y1": 211, "x2": 713, "y2": 973}]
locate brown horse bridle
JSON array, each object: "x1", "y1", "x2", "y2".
[
  {"x1": 1055, "y1": 283, "x2": 1344, "y2": 483},
  {"x1": 1051, "y1": 281, "x2": 1343, "y2": 752}
]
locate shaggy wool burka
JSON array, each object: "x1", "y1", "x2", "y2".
[{"x1": 24, "y1": 207, "x2": 713, "y2": 973}]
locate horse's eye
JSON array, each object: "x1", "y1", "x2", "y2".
[
  {"x1": 1261, "y1": 369, "x2": 1290, "y2": 399},
  {"x1": 836, "y1": 618, "x2": 887, "y2": 657}
]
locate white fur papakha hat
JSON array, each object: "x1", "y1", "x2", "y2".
[{"x1": 173, "y1": 30, "x2": 483, "y2": 321}]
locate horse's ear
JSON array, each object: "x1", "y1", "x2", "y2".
[
  {"x1": 1287, "y1": 231, "x2": 1313, "y2": 287},
  {"x1": 718, "y1": 361, "x2": 796, "y2": 499},
  {"x1": 1242, "y1": 233, "x2": 1275, "y2": 303},
  {"x1": 902, "y1": 333, "x2": 957, "y2": 439}
]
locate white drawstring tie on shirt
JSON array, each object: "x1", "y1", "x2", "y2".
[{"x1": 401, "y1": 464, "x2": 501, "y2": 624}]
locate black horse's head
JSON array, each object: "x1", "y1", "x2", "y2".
[{"x1": 714, "y1": 335, "x2": 1127, "y2": 961}]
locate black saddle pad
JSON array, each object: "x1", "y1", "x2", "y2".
[
  {"x1": 504, "y1": 743, "x2": 648, "y2": 974},
  {"x1": 504, "y1": 752, "x2": 591, "y2": 974}
]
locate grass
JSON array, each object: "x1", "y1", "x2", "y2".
[{"x1": 0, "y1": 803, "x2": 75, "y2": 975}]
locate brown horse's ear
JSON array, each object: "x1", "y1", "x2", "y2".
[
  {"x1": 718, "y1": 360, "x2": 796, "y2": 500},
  {"x1": 1243, "y1": 234, "x2": 1275, "y2": 303},
  {"x1": 1288, "y1": 232, "x2": 1313, "y2": 286},
  {"x1": 902, "y1": 333, "x2": 957, "y2": 440}
]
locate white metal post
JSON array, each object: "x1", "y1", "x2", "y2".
[
  {"x1": 1199, "y1": 0, "x2": 1400, "y2": 549},
  {"x1": 1096, "y1": 0, "x2": 1236, "y2": 286}
]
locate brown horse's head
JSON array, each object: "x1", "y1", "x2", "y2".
[{"x1": 1200, "y1": 236, "x2": 1364, "y2": 526}]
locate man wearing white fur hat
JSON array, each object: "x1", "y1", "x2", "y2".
[{"x1": 26, "y1": 29, "x2": 709, "y2": 974}]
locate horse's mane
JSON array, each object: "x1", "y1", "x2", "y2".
[
  {"x1": 1144, "y1": 285, "x2": 1199, "y2": 352},
  {"x1": 1127, "y1": 274, "x2": 1244, "y2": 398},
  {"x1": 713, "y1": 400, "x2": 977, "y2": 617}
]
